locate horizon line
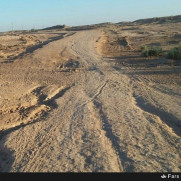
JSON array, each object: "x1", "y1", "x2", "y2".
[{"x1": 1, "y1": 14, "x2": 180, "y2": 33}]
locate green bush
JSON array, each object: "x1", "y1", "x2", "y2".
[
  {"x1": 167, "y1": 45, "x2": 181, "y2": 60},
  {"x1": 141, "y1": 45, "x2": 149, "y2": 56},
  {"x1": 141, "y1": 45, "x2": 163, "y2": 57},
  {"x1": 141, "y1": 45, "x2": 148, "y2": 51},
  {"x1": 30, "y1": 28, "x2": 36, "y2": 32}
]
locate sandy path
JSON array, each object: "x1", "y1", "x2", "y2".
[{"x1": 0, "y1": 30, "x2": 180, "y2": 172}]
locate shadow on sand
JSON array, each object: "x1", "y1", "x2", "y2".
[{"x1": 0, "y1": 135, "x2": 15, "y2": 172}]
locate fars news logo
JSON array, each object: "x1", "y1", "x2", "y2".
[{"x1": 161, "y1": 174, "x2": 180, "y2": 179}]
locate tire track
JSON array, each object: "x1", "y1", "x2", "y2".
[
  {"x1": 92, "y1": 99, "x2": 135, "y2": 172},
  {"x1": 133, "y1": 93, "x2": 181, "y2": 137},
  {"x1": 77, "y1": 81, "x2": 108, "y2": 109}
]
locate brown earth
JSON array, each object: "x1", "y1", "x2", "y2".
[{"x1": 0, "y1": 17, "x2": 181, "y2": 172}]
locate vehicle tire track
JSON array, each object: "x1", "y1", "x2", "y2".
[
  {"x1": 133, "y1": 93, "x2": 181, "y2": 137},
  {"x1": 77, "y1": 80, "x2": 108, "y2": 109},
  {"x1": 92, "y1": 99, "x2": 135, "y2": 172}
]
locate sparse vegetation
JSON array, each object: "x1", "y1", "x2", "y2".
[
  {"x1": 167, "y1": 45, "x2": 181, "y2": 60},
  {"x1": 141, "y1": 45, "x2": 163, "y2": 57},
  {"x1": 30, "y1": 28, "x2": 36, "y2": 32}
]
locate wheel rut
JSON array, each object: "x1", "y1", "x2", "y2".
[
  {"x1": 133, "y1": 93, "x2": 181, "y2": 137},
  {"x1": 92, "y1": 99, "x2": 135, "y2": 172}
]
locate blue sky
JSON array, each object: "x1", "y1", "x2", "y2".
[{"x1": 0, "y1": 0, "x2": 181, "y2": 32}]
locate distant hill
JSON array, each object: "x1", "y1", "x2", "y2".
[
  {"x1": 41, "y1": 15, "x2": 181, "y2": 32},
  {"x1": 41, "y1": 25, "x2": 69, "y2": 30},
  {"x1": 65, "y1": 22, "x2": 114, "y2": 31},
  {"x1": 133, "y1": 15, "x2": 181, "y2": 24}
]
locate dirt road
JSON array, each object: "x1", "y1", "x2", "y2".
[{"x1": 0, "y1": 30, "x2": 180, "y2": 172}]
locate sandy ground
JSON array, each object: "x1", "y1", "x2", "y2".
[{"x1": 0, "y1": 21, "x2": 181, "y2": 172}]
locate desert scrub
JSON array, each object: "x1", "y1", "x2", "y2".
[
  {"x1": 141, "y1": 45, "x2": 163, "y2": 57},
  {"x1": 30, "y1": 28, "x2": 36, "y2": 32},
  {"x1": 167, "y1": 45, "x2": 181, "y2": 60}
]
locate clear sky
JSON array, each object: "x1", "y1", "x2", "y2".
[{"x1": 0, "y1": 0, "x2": 181, "y2": 32}]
